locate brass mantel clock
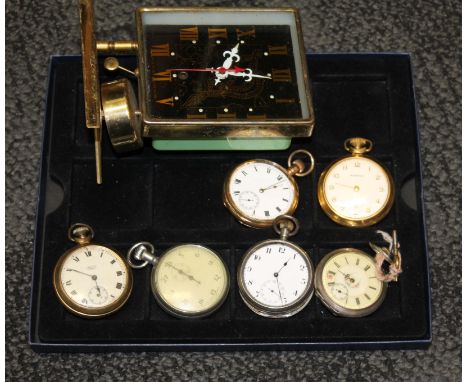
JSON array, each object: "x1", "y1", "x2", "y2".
[{"x1": 79, "y1": 1, "x2": 315, "y2": 183}]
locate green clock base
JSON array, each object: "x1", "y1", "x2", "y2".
[{"x1": 152, "y1": 138, "x2": 292, "y2": 151}]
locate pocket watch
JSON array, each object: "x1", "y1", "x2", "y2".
[
  {"x1": 237, "y1": 215, "x2": 314, "y2": 318},
  {"x1": 127, "y1": 242, "x2": 229, "y2": 318},
  {"x1": 314, "y1": 248, "x2": 387, "y2": 318},
  {"x1": 53, "y1": 223, "x2": 133, "y2": 318},
  {"x1": 79, "y1": 1, "x2": 315, "y2": 184},
  {"x1": 223, "y1": 150, "x2": 314, "y2": 228},
  {"x1": 317, "y1": 137, "x2": 395, "y2": 227}
]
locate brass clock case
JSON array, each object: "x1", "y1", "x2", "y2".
[{"x1": 135, "y1": 7, "x2": 315, "y2": 139}]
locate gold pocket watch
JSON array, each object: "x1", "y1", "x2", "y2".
[
  {"x1": 315, "y1": 230, "x2": 402, "y2": 318},
  {"x1": 223, "y1": 150, "x2": 314, "y2": 228},
  {"x1": 53, "y1": 223, "x2": 133, "y2": 318},
  {"x1": 237, "y1": 215, "x2": 314, "y2": 318},
  {"x1": 317, "y1": 137, "x2": 395, "y2": 227},
  {"x1": 127, "y1": 242, "x2": 229, "y2": 318}
]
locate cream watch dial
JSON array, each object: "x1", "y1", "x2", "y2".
[
  {"x1": 322, "y1": 157, "x2": 391, "y2": 221},
  {"x1": 58, "y1": 244, "x2": 129, "y2": 309},
  {"x1": 316, "y1": 249, "x2": 386, "y2": 317},
  {"x1": 227, "y1": 161, "x2": 296, "y2": 222},
  {"x1": 153, "y1": 245, "x2": 229, "y2": 316},
  {"x1": 321, "y1": 251, "x2": 383, "y2": 310}
]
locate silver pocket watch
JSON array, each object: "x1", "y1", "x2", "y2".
[{"x1": 237, "y1": 215, "x2": 314, "y2": 318}]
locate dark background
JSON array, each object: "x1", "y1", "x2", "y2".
[{"x1": 5, "y1": 0, "x2": 460, "y2": 380}]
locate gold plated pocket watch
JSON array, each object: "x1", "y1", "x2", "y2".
[
  {"x1": 317, "y1": 137, "x2": 395, "y2": 227},
  {"x1": 237, "y1": 215, "x2": 314, "y2": 318},
  {"x1": 127, "y1": 242, "x2": 229, "y2": 318},
  {"x1": 223, "y1": 150, "x2": 314, "y2": 228},
  {"x1": 53, "y1": 223, "x2": 133, "y2": 318}
]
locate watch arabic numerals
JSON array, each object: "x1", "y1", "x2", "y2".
[
  {"x1": 318, "y1": 137, "x2": 395, "y2": 227},
  {"x1": 53, "y1": 223, "x2": 133, "y2": 318},
  {"x1": 237, "y1": 215, "x2": 314, "y2": 318},
  {"x1": 224, "y1": 150, "x2": 314, "y2": 228},
  {"x1": 127, "y1": 242, "x2": 229, "y2": 318},
  {"x1": 315, "y1": 248, "x2": 387, "y2": 317},
  {"x1": 147, "y1": 23, "x2": 300, "y2": 120}
]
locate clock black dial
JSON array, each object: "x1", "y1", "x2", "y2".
[{"x1": 143, "y1": 25, "x2": 301, "y2": 120}]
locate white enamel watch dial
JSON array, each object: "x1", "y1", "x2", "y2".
[
  {"x1": 53, "y1": 224, "x2": 133, "y2": 318},
  {"x1": 224, "y1": 151, "x2": 314, "y2": 228},
  {"x1": 237, "y1": 215, "x2": 314, "y2": 318},
  {"x1": 315, "y1": 248, "x2": 387, "y2": 317},
  {"x1": 318, "y1": 138, "x2": 394, "y2": 227},
  {"x1": 225, "y1": 160, "x2": 297, "y2": 227},
  {"x1": 128, "y1": 243, "x2": 229, "y2": 318}
]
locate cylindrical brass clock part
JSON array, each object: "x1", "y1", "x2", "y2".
[
  {"x1": 96, "y1": 40, "x2": 138, "y2": 53},
  {"x1": 101, "y1": 79, "x2": 143, "y2": 152}
]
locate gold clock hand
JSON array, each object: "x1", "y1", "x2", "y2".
[
  {"x1": 259, "y1": 179, "x2": 286, "y2": 193},
  {"x1": 335, "y1": 183, "x2": 360, "y2": 192}
]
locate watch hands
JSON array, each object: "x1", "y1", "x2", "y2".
[
  {"x1": 335, "y1": 183, "x2": 360, "y2": 192},
  {"x1": 93, "y1": 278, "x2": 101, "y2": 295},
  {"x1": 335, "y1": 183, "x2": 354, "y2": 189},
  {"x1": 67, "y1": 268, "x2": 102, "y2": 295},
  {"x1": 167, "y1": 263, "x2": 201, "y2": 284},
  {"x1": 336, "y1": 268, "x2": 356, "y2": 284},
  {"x1": 275, "y1": 257, "x2": 292, "y2": 275},
  {"x1": 259, "y1": 179, "x2": 286, "y2": 193},
  {"x1": 66, "y1": 268, "x2": 94, "y2": 278},
  {"x1": 275, "y1": 276, "x2": 284, "y2": 303}
]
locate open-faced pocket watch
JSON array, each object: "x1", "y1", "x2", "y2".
[
  {"x1": 79, "y1": 1, "x2": 315, "y2": 184},
  {"x1": 53, "y1": 223, "x2": 133, "y2": 318},
  {"x1": 223, "y1": 150, "x2": 314, "y2": 228},
  {"x1": 237, "y1": 215, "x2": 314, "y2": 318},
  {"x1": 127, "y1": 242, "x2": 229, "y2": 318},
  {"x1": 314, "y1": 230, "x2": 402, "y2": 318},
  {"x1": 317, "y1": 137, "x2": 395, "y2": 227}
]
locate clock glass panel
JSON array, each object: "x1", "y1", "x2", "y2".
[{"x1": 139, "y1": 10, "x2": 309, "y2": 121}]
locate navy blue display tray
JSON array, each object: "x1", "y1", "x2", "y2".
[{"x1": 30, "y1": 54, "x2": 431, "y2": 352}]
